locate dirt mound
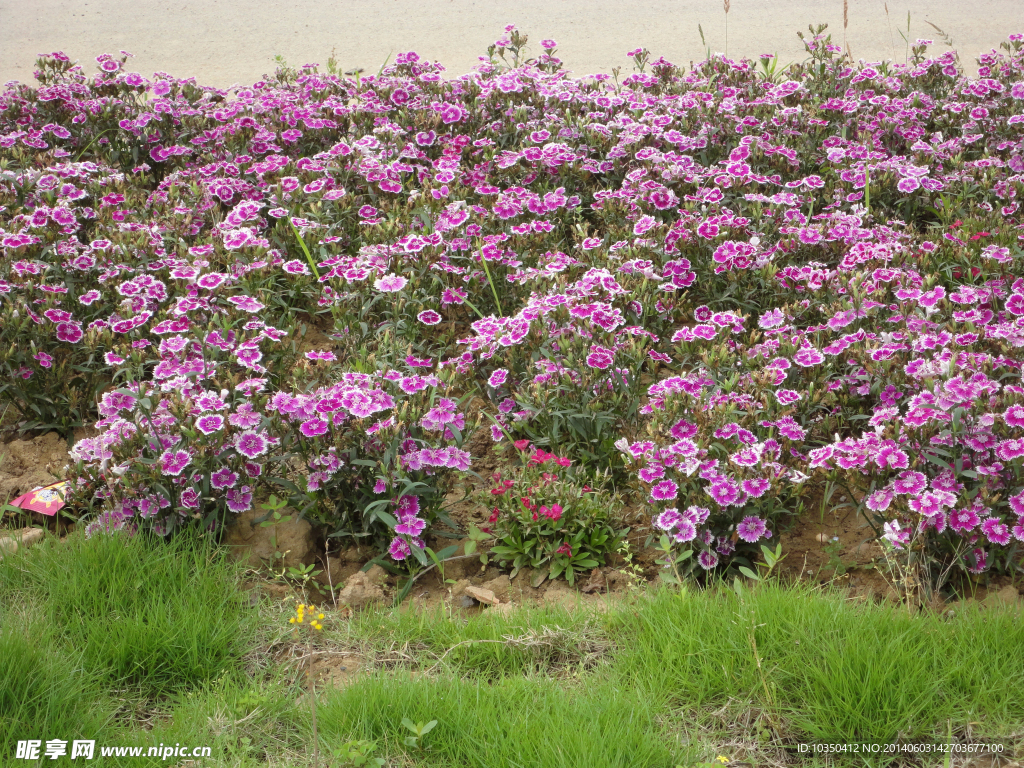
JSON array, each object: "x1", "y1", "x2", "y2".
[{"x1": 0, "y1": 432, "x2": 69, "y2": 503}]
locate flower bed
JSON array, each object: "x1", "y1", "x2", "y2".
[{"x1": 2, "y1": 26, "x2": 1024, "y2": 587}]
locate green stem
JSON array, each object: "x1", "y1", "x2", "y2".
[
  {"x1": 74, "y1": 128, "x2": 115, "y2": 162},
  {"x1": 479, "y1": 257, "x2": 503, "y2": 317},
  {"x1": 290, "y1": 220, "x2": 321, "y2": 280},
  {"x1": 864, "y1": 165, "x2": 871, "y2": 216}
]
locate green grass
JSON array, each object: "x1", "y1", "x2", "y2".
[
  {"x1": 0, "y1": 529, "x2": 253, "y2": 695},
  {"x1": 0, "y1": 533, "x2": 1021, "y2": 766},
  {"x1": 318, "y1": 675, "x2": 677, "y2": 768},
  {"x1": 615, "y1": 585, "x2": 1024, "y2": 745},
  {"x1": 0, "y1": 620, "x2": 114, "y2": 751}
]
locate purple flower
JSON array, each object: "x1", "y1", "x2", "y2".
[
  {"x1": 949, "y1": 508, "x2": 980, "y2": 533},
  {"x1": 225, "y1": 485, "x2": 253, "y2": 513},
  {"x1": 211, "y1": 467, "x2": 238, "y2": 489},
  {"x1": 892, "y1": 471, "x2": 927, "y2": 495},
  {"x1": 655, "y1": 508, "x2": 682, "y2": 531},
  {"x1": 488, "y1": 368, "x2": 509, "y2": 388},
  {"x1": 883, "y1": 520, "x2": 911, "y2": 549},
  {"x1": 300, "y1": 418, "x2": 328, "y2": 438},
  {"x1": 374, "y1": 274, "x2": 407, "y2": 292},
  {"x1": 394, "y1": 516, "x2": 427, "y2": 536},
  {"x1": 160, "y1": 449, "x2": 191, "y2": 476},
  {"x1": 896, "y1": 176, "x2": 921, "y2": 193},
  {"x1": 639, "y1": 466, "x2": 665, "y2": 483},
  {"x1": 697, "y1": 550, "x2": 719, "y2": 570},
  {"x1": 736, "y1": 516, "x2": 768, "y2": 543},
  {"x1": 1004, "y1": 404, "x2": 1024, "y2": 428},
  {"x1": 775, "y1": 389, "x2": 802, "y2": 405},
  {"x1": 981, "y1": 517, "x2": 1011, "y2": 546},
  {"x1": 674, "y1": 520, "x2": 697, "y2": 542},
  {"x1": 236, "y1": 431, "x2": 269, "y2": 458},
  {"x1": 865, "y1": 489, "x2": 894, "y2": 512},
  {"x1": 196, "y1": 414, "x2": 225, "y2": 434},
  {"x1": 227, "y1": 295, "x2": 265, "y2": 313},
  {"x1": 742, "y1": 478, "x2": 771, "y2": 498},
  {"x1": 55, "y1": 322, "x2": 84, "y2": 343},
  {"x1": 650, "y1": 480, "x2": 678, "y2": 501},
  {"x1": 1012, "y1": 518, "x2": 1024, "y2": 542},
  {"x1": 374, "y1": 479, "x2": 387, "y2": 494},
  {"x1": 792, "y1": 347, "x2": 824, "y2": 367},
  {"x1": 707, "y1": 478, "x2": 742, "y2": 507},
  {"x1": 389, "y1": 536, "x2": 412, "y2": 560},
  {"x1": 586, "y1": 345, "x2": 615, "y2": 370},
  {"x1": 417, "y1": 309, "x2": 442, "y2": 325}
]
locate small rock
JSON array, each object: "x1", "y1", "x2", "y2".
[
  {"x1": 459, "y1": 595, "x2": 476, "y2": 608},
  {"x1": 313, "y1": 556, "x2": 346, "y2": 587},
  {"x1": 337, "y1": 567, "x2": 388, "y2": 610},
  {"x1": 0, "y1": 527, "x2": 45, "y2": 558},
  {"x1": 479, "y1": 574, "x2": 511, "y2": 601},
  {"x1": 463, "y1": 585, "x2": 500, "y2": 605},
  {"x1": 983, "y1": 585, "x2": 1022, "y2": 609},
  {"x1": 815, "y1": 532, "x2": 830, "y2": 544},
  {"x1": 450, "y1": 578, "x2": 471, "y2": 599},
  {"x1": 581, "y1": 568, "x2": 606, "y2": 594},
  {"x1": 222, "y1": 503, "x2": 316, "y2": 570}
]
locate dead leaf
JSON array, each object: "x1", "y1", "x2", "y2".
[
  {"x1": 463, "y1": 586, "x2": 500, "y2": 605},
  {"x1": 581, "y1": 568, "x2": 606, "y2": 594}
]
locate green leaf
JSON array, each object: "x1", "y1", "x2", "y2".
[{"x1": 738, "y1": 566, "x2": 761, "y2": 581}]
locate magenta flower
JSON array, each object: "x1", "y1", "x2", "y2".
[
  {"x1": 227, "y1": 295, "x2": 265, "y2": 313},
  {"x1": 394, "y1": 516, "x2": 427, "y2": 536},
  {"x1": 775, "y1": 389, "x2": 802, "y2": 405},
  {"x1": 225, "y1": 486, "x2": 253, "y2": 513},
  {"x1": 949, "y1": 508, "x2": 980, "y2": 533},
  {"x1": 417, "y1": 309, "x2": 442, "y2": 325},
  {"x1": 389, "y1": 536, "x2": 412, "y2": 560},
  {"x1": 236, "y1": 431, "x2": 269, "y2": 458},
  {"x1": 792, "y1": 347, "x2": 824, "y2": 367},
  {"x1": 211, "y1": 467, "x2": 238, "y2": 489},
  {"x1": 196, "y1": 414, "x2": 225, "y2": 435},
  {"x1": 674, "y1": 520, "x2": 697, "y2": 542},
  {"x1": 981, "y1": 517, "x2": 1011, "y2": 546},
  {"x1": 55, "y1": 322, "x2": 83, "y2": 343},
  {"x1": 160, "y1": 449, "x2": 191, "y2": 476},
  {"x1": 865, "y1": 489, "x2": 894, "y2": 512},
  {"x1": 736, "y1": 516, "x2": 768, "y2": 543},
  {"x1": 742, "y1": 478, "x2": 771, "y2": 498},
  {"x1": 650, "y1": 479, "x2": 678, "y2": 501},
  {"x1": 374, "y1": 273, "x2": 407, "y2": 292},
  {"x1": 300, "y1": 418, "x2": 328, "y2": 438},
  {"x1": 488, "y1": 368, "x2": 508, "y2": 388},
  {"x1": 639, "y1": 466, "x2": 665, "y2": 483},
  {"x1": 697, "y1": 550, "x2": 719, "y2": 569},
  {"x1": 586, "y1": 345, "x2": 615, "y2": 370},
  {"x1": 1004, "y1": 404, "x2": 1024, "y2": 428},
  {"x1": 883, "y1": 520, "x2": 911, "y2": 549},
  {"x1": 892, "y1": 471, "x2": 927, "y2": 495},
  {"x1": 655, "y1": 508, "x2": 682, "y2": 531}
]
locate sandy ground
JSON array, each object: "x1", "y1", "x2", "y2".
[{"x1": 1, "y1": 0, "x2": 1022, "y2": 87}]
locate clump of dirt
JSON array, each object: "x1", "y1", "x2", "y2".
[{"x1": 0, "y1": 431, "x2": 70, "y2": 503}]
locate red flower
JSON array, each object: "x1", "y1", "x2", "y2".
[
  {"x1": 514, "y1": 439, "x2": 531, "y2": 451},
  {"x1": 555, "y1": 543, "x2": 572, "y2": 556}
]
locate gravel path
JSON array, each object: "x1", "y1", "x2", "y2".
[{"x1": 1, "y1": 0, "x2": 1021, "y2": 86}]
